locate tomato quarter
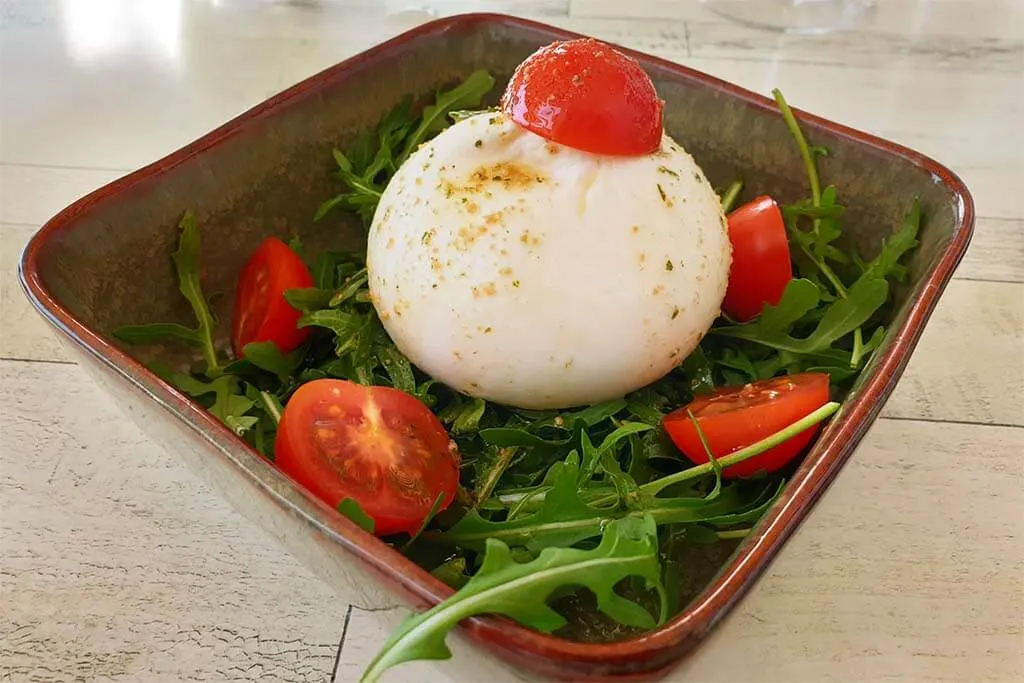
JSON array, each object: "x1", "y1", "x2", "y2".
[
  {"x1": 273, "y1": 379, "x2": 460, "y2": 536},
  {"x1": 722, "y1": 196, "x2": 793, "y2": 322},
  {"x1": 231, "y1": 236, "x2": 314, "y2": 357},
  {"x1": 663, "y1": 372, "x2": 830, "y2": 478},
  {"x1": 500, "y1": 38, "x2": 664, "y2": 156}
]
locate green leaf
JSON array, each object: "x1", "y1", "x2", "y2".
[
  {"x1": 208, "y1": 375, "x2": 257, "y2": 435},
  {"x1": 240, "y1": 341, "x2": 300, "y2": 382},
  {"x1": 679, "y1": 345, "x2": 715, "y2": 397},
  {"x1": 329, "y1": 269, "x2": 369, "y2": 307},
  {"x1": 375, "y1": 345, "x2": 416, "y2": 394},
  {"x1": 338, "y1": 498, "x2": 376, "y2": 534},
  {"x1": 472, "y1": 445, "x2": 518, "y2": 506},
  {"x1": 113, "y1": 322, "x2": 199, "y2": 346},
  {"x1": 313, "y1": 194, "x2": 348, "y2": 223},
  {"x1": 283, "y1": 287, "x2": 336, "y2": 312},
  {"x1": 859, "y1": 198, "x2": 921, "y2": 284},
  {"x1": 578, "y1": 423, "x2": 653, "y2": 485},
  {"x1": 478, "y1": 428, "x2": 571, "y2": 448},
  {"x1": 225, "y1": 415, "x2": 259, "y2": 435},
  {"x1": 401, "y1": 492, "x2": 445, "y2": 551},
  {"x1": 110, "y1": 212, "x2": 222, "y2": 377},
  {"x1": 172, "y1": 212, "x2": 222, "y2": 377},
  {"x1": 298, "y1": 308, "x2": 361, "y2": 336},
  {"x1": 360, "y1": 515, "x2": 664, "y2": 683},
  {"x1": 713, "y1": 277, "x2": 888, "y2": 355},
  {"x1": 807, "y1": 277, "x2": 889, "y2": 350},
  {"x1": 398, "y1": 70, "x2": 496, "y2": 165},
  {"x1": 440, "y1": 453, "x2": 609, "y2": 554},
  {"x1": 756, "y1": 278, "x2": 820, "y2": 334}
]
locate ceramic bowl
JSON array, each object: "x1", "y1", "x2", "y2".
[{"x1": 19, "y1": 13, "x2": 973, "y2": 682}]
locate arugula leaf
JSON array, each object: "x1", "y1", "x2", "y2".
[
  {"x1": 360, "y1": 515, "x2": 665, "y2": 683},
  {"x1": 338, "y1": 498, "x2": 376, "y2": 534},
  {"x1": 713, "y1": 277, "x2": 888, "y2": 355},
  {"x1": 316, "y1": 71, "x2": 495, "y2": 225},
  {"x1": 207, "y1": 375, "x2": 257, "y2": 436},
  {"x1": 472, "y1": 446, "x2": 519, "y2": 507},
  {"x1": 397, "y1": 70, "x2": 496, "y2": 165},
  {"x1": 112, "y1": 322, "x2": 200, "y2": 346},
  {"x1": 401, "y1": 493, "x2": 446, "y2": 551},
  {"x1": 112, "y1": 212, "x2": 223, "y2": 377},
  {"x1": 376, "y1": 345, "x2": 416, "y2": 394},
  {"x1": 171, "y1": 212, "x2": 222, "y2": 377},
  {"x1": 439, "y1": 395, "x2": 488, "y2": 435},
  {"x1": 578, "y1": 423, "x2": 653, "y2": 486},
  {"x1": 240, "y1": 341, "x2": 300, "y2": 382},
  {"x1": 858, "y1": 198, "x2": 921, "y2": 284},
  {"x1": 441, "y1": 453, "x2": 608, "y2": 554},
  {"x1": 283, "y1": 287, "x2": 336, "y2": 313},
  {"x1": 756, "y1": 278, "x2": 820, "y2": 334}
]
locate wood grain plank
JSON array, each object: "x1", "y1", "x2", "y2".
[
  {"x1": 957, "y1": 217, "x2": 1024, "y2": 283},
  {"x1": 0, "y1": 359, "x2": 352, "y2": 682},
  {"x1": 882, "y1": 279, "x2": 1024, "y2": 427},
  {"x1": 570, "y1": 0, "x2": 1024, "y2": 39},
  {"x1": 313, "y1": 417, "x2": 1024, "y2": 682},
  {"x1": 685, "y1": 18, "x2": 1023, "y2": 73}
]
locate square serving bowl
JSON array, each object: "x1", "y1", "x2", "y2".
[{"x1": 19, "y1": 13, "x2": 973, "y2": 682}]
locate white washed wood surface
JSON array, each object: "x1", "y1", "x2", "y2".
[{"x1": 1, "y1": 1, "x2": 1022, "y2": 681}]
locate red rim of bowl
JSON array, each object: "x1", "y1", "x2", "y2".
[{"x1": 18, "y1": 12, "x2": 974, "y2": 680}]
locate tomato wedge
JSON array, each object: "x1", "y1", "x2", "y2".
[
  {"x1": 663, "y1": 373, "x2": 830, "y2": 478},
  {"x1": 274, "y1": 379, "x2": 460, "y2": 536},
  {"x1": 500, "y1": 38, "x2": 664, "y2": 156},
  {"x1": 231, "y1": 236, "x2": 314, "y2": 357},
  {"x1": 722, "y1": 196, "x2": 793, "y2": 323}
]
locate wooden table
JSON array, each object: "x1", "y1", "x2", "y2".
[{"x1": 2, "y1": 1, "x2": 1021, "y2": 681}]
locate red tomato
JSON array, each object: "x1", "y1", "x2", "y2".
[
  {"x1": 231, "y1": 237, "x2": 314, "y2": 357},
  {"x1": 274, "y1": 379, "x2": 460, "y2": 536},
  {"x1": 722, "y1": 196, "x2": 793, "y2": 322},
  {"x1": 500, "y1": 38, "x2": 664, "y2": 156},
  {"x1": 663, "y1": 373, "x2": 830, "y2": 479}
]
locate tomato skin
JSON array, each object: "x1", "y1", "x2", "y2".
[
  {"x1": 722, "y1": 196, "x2": 793, "y2": 323},
  {"x1": 500, "y1": 38, "x2": 664, "y2": 156},
  {"x1": 273, "y1": 379, "x2": 459, "y2": 536},
  {"x1": 231, "y1": 237, "x2": 314, "y2": 357},
  {"x1": 663, "y1": 373, "x2": 830, "y2": 478}
]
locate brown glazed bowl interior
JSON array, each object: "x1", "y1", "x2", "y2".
[{"x1": 19, "y1": 13, "x2": 973, "y2": 682}]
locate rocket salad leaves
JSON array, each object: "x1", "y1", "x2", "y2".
[
  {"x1": 112, "y1": 71, "x2": 922, "y2": 681},
  {"x1": 362, "y1": 515, "x2": 666, "y2": 683}
]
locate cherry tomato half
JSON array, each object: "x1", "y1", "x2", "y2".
[
  {"x1": 722, "y1": 196, "x2": 793, "y2": 323},
  {"x1": 663, "y1": 372, "x2": 830, "y2": 479},
  {"x1": 500, "y1": 38, "x2": 664, "y2": 156},
  {"x1": 231, "y1": 237, "x2": 314, "y2": 357},
  {"x1": 274, "y1": 379, "x2": 460, "y2": 536}
]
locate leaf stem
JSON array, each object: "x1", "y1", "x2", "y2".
[
  {"x1": 474, "y1": 447, "x2": 518, "y2": 508},
  {"x1": 773, "y1": 89, "x2": 820, "y2": 209},
  {"x1": 259, "y1": 391, "x2": 283, "y2": 426},
  {"x1": 495, "y1": 402, "x2": 840, "y2": 510},
  {"x1": 719, "y1": 178, "x2": 743, "y2": 213},
  {"x1": 640, "y1": 401, "x2": 839, "y2": 497},
  {"x1": 716, "y1": 528, "x2": 751, "y2": 540},
  {"x1": 774, "y1": 88, "x2": 862, "y2": 360}
]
